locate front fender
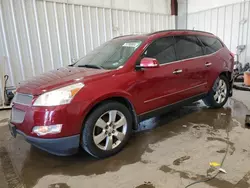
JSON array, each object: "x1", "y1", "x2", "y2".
[{"x1": 81, "y1": 91, "x2": 139, "y2": 130}]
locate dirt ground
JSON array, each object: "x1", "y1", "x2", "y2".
[{"x1": 0, "y1": 89, "x2": 250, "y2": 188}]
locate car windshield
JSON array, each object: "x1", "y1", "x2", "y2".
[{"x1": 73, "y1": 39, "x2": 143, "y2": 70}]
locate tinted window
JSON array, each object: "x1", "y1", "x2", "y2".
[
  {"x1": 175, "y1": 36, "x2": 204, "y2": 61},
  {"x1": 143, "y1": 37, "x2": 176, "y2": 64},
  {"x1": 198, "y1": 36, "x2": 223, "y2": 54}
]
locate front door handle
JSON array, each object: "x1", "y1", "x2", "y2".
[
  {"x1": 205, "y1": 62, "x2": 212, "y2": 67},
  {"x1": 173, "y1": 69, "x2": 183, "y2": 74}
]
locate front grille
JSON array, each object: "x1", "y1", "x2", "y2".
[
  {"x1": 11, "y1": 108, "x2": 25, "y2": 123},
  {"x1": 13, "y1": 93, "x2": 33, "y2": 106}
]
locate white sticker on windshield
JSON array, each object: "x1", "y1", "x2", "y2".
[{"x1": 122, "y1": 42, "x2": 140, "y2": 48}]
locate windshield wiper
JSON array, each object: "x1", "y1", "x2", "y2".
[{"x1": 77, "y1": 64, "x2": 103, "y2": 69}]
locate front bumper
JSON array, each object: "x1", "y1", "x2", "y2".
[
  {"x1": 10, "y1": 100, "x2": 89, "y2": 138},
  {"x1": 10, "y1": 123, "x2": 80, "y2": 156}
]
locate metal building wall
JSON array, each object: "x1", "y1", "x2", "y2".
[
  {"x1": 188, "y1": 1, "x2": 250, "y2": 64},
  {"x1": 0, "y1": 0, "x2": 175, "y2": 104}
]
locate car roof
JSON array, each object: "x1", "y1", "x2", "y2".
[
  {"x1": 148, "y1": 29, "x2": 214, "y2": 36},
  {"x1": 113, "y1": 30, "x2": 215, "y2": 41}
]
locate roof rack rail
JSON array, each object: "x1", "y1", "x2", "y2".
[
  {"x1": 148, "y1": 29, "x2": 214, "y2": 35},
  {"x1": 113, "y1": 34, "x2": 136, "y2": 39}
]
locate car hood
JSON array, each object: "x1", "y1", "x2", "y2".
[{"x1": 17, "y1": 67, "x2": 110, "y2": 95}]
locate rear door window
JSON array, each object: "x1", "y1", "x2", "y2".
[
  {"x1": 174, "y1": 35, "x2": 204, "y2": 61},
  {"x1": 198, "y1": 36, "x2": 223, "y2": 55},
  {"x1": 143, "y1": 37, "x2": 176, "y2": 64}
]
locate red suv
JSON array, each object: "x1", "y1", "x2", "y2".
[{"x1": 9, "y1": 30, "x2": 234, "y2": 158}]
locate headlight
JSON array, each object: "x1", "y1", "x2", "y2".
[
  {"x1": 32, "y1": 124, "x2": 62, "y2": 136},
  {"x1": 33, "y1": 83, "x2": 84, "y2": 106}
]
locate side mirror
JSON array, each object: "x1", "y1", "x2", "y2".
[{"x1": 136, "y1": 58, "x2": 160, "y2": 70}]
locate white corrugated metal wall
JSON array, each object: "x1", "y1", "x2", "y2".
[
  {"x1": 0, "y1": 0, "x2": 175, "y2": 105},
  {"x1": 188, "y1": 1, "x2": 250, "y2": 64}
]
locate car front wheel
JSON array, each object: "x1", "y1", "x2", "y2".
[
  {"x1": 203, "y1": 75, "x2": 229, "y2": 108},
  {"x1": 81, "y1": 101, "x2": 132, "y2": 158}
]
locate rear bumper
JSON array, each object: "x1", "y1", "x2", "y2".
[
  {"x1": 229, "y1": 73, "x2": 234, "y2": 97},
  {"x1": 16, "y1": 129, "x2": 80, "y2": 156}
]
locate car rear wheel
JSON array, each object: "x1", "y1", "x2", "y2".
[
  {"x1": 81, "y1": 101, "x2": 132, "y2": 158},
  {"x1": 203, "y1": 75, "x2": 229, "y2": 108}
]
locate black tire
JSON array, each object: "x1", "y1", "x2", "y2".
[
  {"x1": 81, "y1": 101, "x2": 132, "y2": 158},
  {"x1": 203, "y1": 75, "x2": 229, "y2": 108}
]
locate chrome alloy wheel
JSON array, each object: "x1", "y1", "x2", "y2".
[
  {"x1": 93, "y1": 110, "x2": 128, "y2": 150},
  {"x1": 214, "y1": 79, "x2": 227, "y2": 104}
]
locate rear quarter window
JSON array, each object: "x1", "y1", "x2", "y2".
[{"x1": 198, "y1": 36, "x2": 223, "y2": 55}]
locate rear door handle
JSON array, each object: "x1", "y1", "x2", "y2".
[
  {"x1": 173, "y1": 69, "x2": 183, "y2": 74},
  {"x1": 205, "y1": 62, "x2": 212, "y2": 67}
]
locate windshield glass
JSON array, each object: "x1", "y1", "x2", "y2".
[{"x1": 73, "y1": 39, "x2": 143, "y2": 70}]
